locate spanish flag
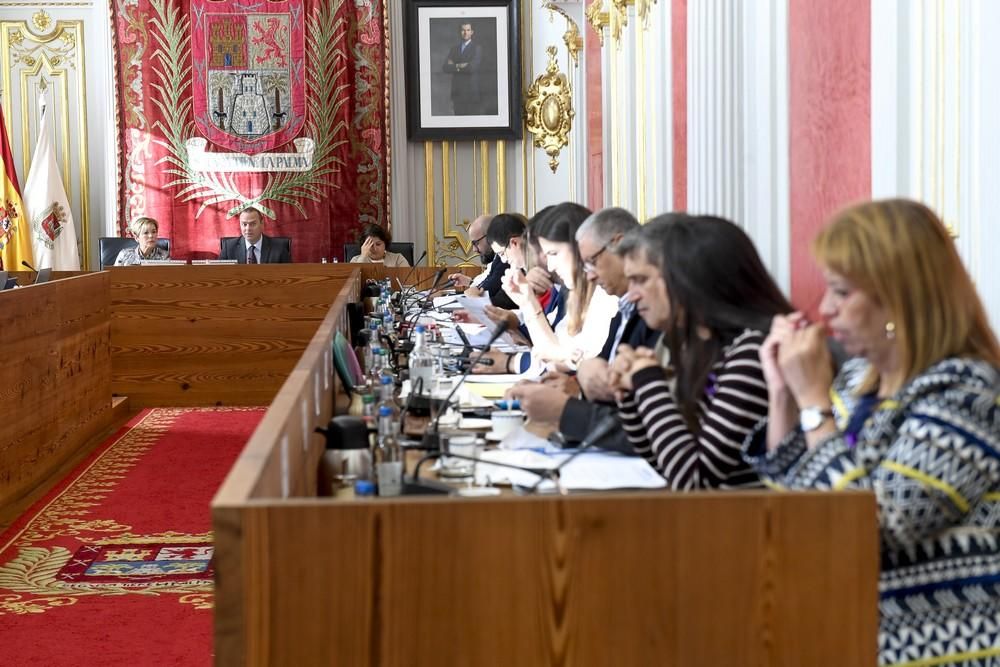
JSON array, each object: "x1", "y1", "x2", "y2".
[{"x1": 0, "y1": 107, "x2": 33, "y2": 272}]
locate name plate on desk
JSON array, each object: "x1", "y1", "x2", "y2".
[
  {"x1": 190, "y1": 259, "x2": 239, "y2": 265},
  {"x1": 139, "y1": 259, "x2": 188, "y2": 266}
]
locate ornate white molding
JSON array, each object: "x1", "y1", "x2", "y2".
[{"x1": 686, "y1": 0, "x2": 789, "y2": 291}]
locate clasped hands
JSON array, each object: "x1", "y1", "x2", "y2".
[
  {"x1": 760, "y1": 313, "x2": 834, "y2": 408},
  {"x1": 607, "y1": 345, "x2": 661, "y2": 402},
  {"x1": 505, "y1": 371, "x2": 581, "y2": 424}
]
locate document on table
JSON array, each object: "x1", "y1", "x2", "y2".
[
  {"x1": 437, "y1": 321, "x2": 520, "y2": 350},
  {"x1": 474, "y1": 449, "x2": 667, "y2": 492},
  {"x1": 450, "y1": 294, "x2": 495, "y2": 327}
]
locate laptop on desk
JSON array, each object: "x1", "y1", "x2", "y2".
[{"x1": 34, "y1": 268, "x2": 51, "y2": 284}]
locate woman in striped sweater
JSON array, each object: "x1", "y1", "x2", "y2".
[{"x1": 608, "y1": 214, "x2": 793, "y2": 489}]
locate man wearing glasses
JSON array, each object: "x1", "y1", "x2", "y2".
[
  {"x1": 450, "y1": 214, "x2": 517, "y2": 310},
  {"x1": 507, "y1": 207, "x2": 661, "y2": 453}
]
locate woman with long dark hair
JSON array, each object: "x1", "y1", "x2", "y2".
[
  {"x1": 609, "y1": 213, "x2": 793, "y2": 489},
  {"x1": 501, "y1": 202, "x2": 619, "y2": 372}
]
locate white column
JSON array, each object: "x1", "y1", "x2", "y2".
[
  {"x1": 686, "y1": 0, "x2": 789, "y2": 290},
  {"x1": 871, "y1": 0, "x2": 999, "y2": 327}
]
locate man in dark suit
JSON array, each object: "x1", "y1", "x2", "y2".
[
  {"x1": 449, "y1": 214, "x2": 517, "y2": 310},
  {"x1": 507, "y1": 208, "x2": 660, "y2": 454},
  {"x1": 220, "y1": 208, "x2": 291, "y2": 264},
  {"x1": 442, "y1": 22, "x2": 483, "y2": 116}
]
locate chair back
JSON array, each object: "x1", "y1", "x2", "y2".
[
  {"x1": 99, "y1": 237, "x2": 171, "y2": 269},
  {"x1": 270, "y1": 236, "x2": 292, "y2": 261},
  {"x1": 343, "y1": 242, "x2": 415, "y2": 265}
]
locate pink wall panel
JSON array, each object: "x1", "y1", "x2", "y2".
[
  {"x1": 672, "y1": 0, "x2": 687, "y2": 212},
  {"x1": 788, "y1": 0, "x2": 871, "y2": 310},
  {"x1": 586, "y1": 23, "x2": 604, "y2": 212}
]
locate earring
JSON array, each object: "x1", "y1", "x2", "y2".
[{"x1": 884, "y1": 321, "x2": 896, "y2": 340}]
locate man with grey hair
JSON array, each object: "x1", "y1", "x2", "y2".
[{"x1": 508, "y1": 207, "x2": 660, "y2": 453}]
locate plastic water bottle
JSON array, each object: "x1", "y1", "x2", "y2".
[
  {"x1": 363, "y1": 321, "x2": 380, "y2": 375},
  {"x1": 376, "y1": 375, "x2": 401, "y2": 429},
  {"x1": 408, "y1": 325, "x2": 435, "y2": 396},
  {"x1": 374, "y1": 406, "x2": 402, "y2": 497}
]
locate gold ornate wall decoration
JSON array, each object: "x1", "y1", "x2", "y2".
[
  {"x1": 608, "y1": 0, "x2": 632, "y2": 43},
  {"x1": 435, "y1": 217, "x2": 477, "y2": 266},
  {"x1": 585, "y1": 0, "x2": 608, "y2": 46},
  {"x1": 636, "y1": 0, "x2": 657, "y2": 28},
  {"x1": 7, "y1": 23, "x2": 77, "y2": 69},
  {"x1": 524, "y1": 45, "x2": 574, "y2": 173},
  {"x1": 542, "y1": 2, "x2": 583, "y2": 67},
  {"x1": 31, "y1": 10, "x2": 52, "y2": 33}
]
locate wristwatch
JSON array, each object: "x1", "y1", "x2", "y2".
[{"x1": 799, "y1": 406, "x2": 834, "y2": 432}]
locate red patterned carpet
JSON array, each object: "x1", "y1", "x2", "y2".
[{"x1": 0, "y1": 407, "x2": 264, "y2": 666}]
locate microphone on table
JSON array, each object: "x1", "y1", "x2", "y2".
[
  {"x1": 394, "y1": 250, "x2": 429, "y2": 293},
  {"x1": 21, "y1": 260, "x2": 37, "y2": 273},
  {"x1": 408, "y1": 415, "x2": 618, "y2": 494},
  {"x1": 419, "y1": 319, "x2": 510, "y2": 451},
  {"x1": 402, "y1": 279, "x2": 457, "y2": 334},
  {"x1": 401, "y1": 268, "x2": 447, "y2": 305},
  {"x1": 526, "y1": 414, "x2": 620, "y2": 494}
]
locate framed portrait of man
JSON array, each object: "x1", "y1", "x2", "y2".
[{"x1": 404, "y1": 0, "x2": 522, "y2": 141}]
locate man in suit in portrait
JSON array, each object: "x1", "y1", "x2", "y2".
[
  {"x1": 442, "y1": 22, "x2": 483, "y2": 116},
  {"x1": 219, "y1": 208, "x2": 291, "y2": 264}
]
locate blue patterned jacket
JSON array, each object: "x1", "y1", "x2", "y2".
[{"x1": 744, "y1": 356, "x2": 1000, "y2": 666}]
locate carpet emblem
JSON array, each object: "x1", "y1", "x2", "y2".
[
  {"x1": 57, "y1": 540, "x2": 214, "y2": 588},
  {"x1": 0, "y1": 408, "x2": 265, "y2": 617}
]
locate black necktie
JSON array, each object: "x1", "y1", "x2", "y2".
[{"x1": 248, "y1": 245, "x2": 257, "y2": 264}]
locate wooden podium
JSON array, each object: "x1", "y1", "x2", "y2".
[{"x1": 212, "y1": 271, "x2": 880, "y2": 667}]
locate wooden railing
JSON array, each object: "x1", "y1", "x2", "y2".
[
  {"x1": 210, "y1": 267, "x2": 880, "y2": 667},
  {"x1": 109, "y1": 264, "x2": 359, "y2": 407},
  {"x1": 0, "y1": 272, "x2": 112, "y2": 508}
]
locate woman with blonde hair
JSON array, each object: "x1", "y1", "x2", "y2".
[
  {"x1": 744, "y1": 198, "x2": 1000, "y2": 666},
  {"x1": 114, "y1": 216, "x2": 169, "y2": 265}
]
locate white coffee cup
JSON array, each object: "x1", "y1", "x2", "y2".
[
  {"x1": 490, "y1": 409, "x2": 525, "y2": 437},
  {"x1": 441, "y1": 435, "x2": 481, "y2": 478}
]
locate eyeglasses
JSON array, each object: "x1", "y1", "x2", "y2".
[
  {"x1": 582, "y1": 243, "x2": 611, "y2": 273},
  {"x1": 471, "y1": 233, "x2": 487, "y2": 248}
]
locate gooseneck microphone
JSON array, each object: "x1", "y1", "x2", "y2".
[
  {"x1": 527, "y1": 414, "x2": 620, "y2": 494},
  {"x1": 395, "y1": 250, "x2": 429, "y2": 292},
  {"x1": 420, "y1": 319, "x2": 510, "y2": 450},
  {"x1": 400, "y1": 267, "x2": 448, "y2": 297},
  {"x1": 21, "y1": 260, "x2": 37, "y2": 272}
]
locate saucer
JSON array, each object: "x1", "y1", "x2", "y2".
[
  {"x1": 484, "y1": 431, "x2": 507, "y2": 442},
  {"x1": 458, "y1": 417, "x2": 492, "y2": 430},
  {"x1": 456, "y1": 486, "x2": 502, "y2": 497}
]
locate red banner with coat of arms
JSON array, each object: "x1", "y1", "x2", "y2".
[{"x1": 111, "y1": 0, "x2": 389, "y2": 262}]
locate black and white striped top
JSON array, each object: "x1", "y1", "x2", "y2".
[{"x1": 617, "y1": 329, "x2": 767, "y2": 490}]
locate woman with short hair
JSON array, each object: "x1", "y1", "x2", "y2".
[
  {"x1": 744, "y1": 198, "x2": 1000, "y2": 667},
  {"x1": 114, "y1": 217, "x2": 169, "y2": 265},
  {"x1": 350, "y1": 223, "x2": 409, "y2": 267}
]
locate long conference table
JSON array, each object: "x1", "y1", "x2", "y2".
[{"x1": 1, "y1": 265, "x2": 879, "y2": 666}]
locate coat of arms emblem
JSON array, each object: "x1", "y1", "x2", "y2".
[{"x1": 191, "y1": 0, "x2": 305, "y2": 155}]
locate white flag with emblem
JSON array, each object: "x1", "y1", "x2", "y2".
[{"x1": 23, "y1": 95, "x2": 80, "y2": 270}]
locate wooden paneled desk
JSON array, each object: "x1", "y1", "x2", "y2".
[
  {"x1": 0, "y1": 272, "x2": 112, "y2": 509},
  {"x1": 211, "y1": 268, "x2": 880, "y2": 667}
]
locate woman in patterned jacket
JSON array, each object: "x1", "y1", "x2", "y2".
[{"x1": 743, "y1": 198, "x2": 1000, "y2": 666}]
